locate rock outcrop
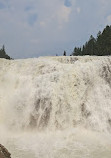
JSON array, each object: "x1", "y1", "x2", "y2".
[{"x1": 0, "y1": 144, "x2": 11, "y2": 158}]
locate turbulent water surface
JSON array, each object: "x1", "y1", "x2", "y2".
[{"x1": 0, "y1": 56, "x2": 111, "y2": 158}]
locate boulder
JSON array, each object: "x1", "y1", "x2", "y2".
[{"x1": 0, "y1": 144, "x2": 11, "y2": 158}]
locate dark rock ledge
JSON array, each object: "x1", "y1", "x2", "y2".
[{"x1": 0, "y1": 144, "x2": 11, "y2": 158}]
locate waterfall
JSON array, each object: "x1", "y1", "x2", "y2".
[{"x1": 0, "y1": 56, "x2": 111, "y2": 158}]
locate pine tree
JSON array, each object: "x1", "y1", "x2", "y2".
[
  {"x1": 71, "y1": 25, "x2": 111, "y2": 56},
  {"x1": 0, "y1": 45, "x2": 11, "y2": 59},
  {"x1": 63, "y1": 50, "x2": 66, "y2": 56}
]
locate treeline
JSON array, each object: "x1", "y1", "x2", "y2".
[
  {"x1": 71, "y1": 25, "x2": 111, "y2": 56},
  {"x1": 0, "y1": 45, "x2": 11, "y2": 59}
]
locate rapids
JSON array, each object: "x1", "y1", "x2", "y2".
[{"x1": 0, "y1": 56, "x2": 111, "y2": 157}]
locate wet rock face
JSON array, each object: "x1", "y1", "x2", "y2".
[{"x1": 0, "y1": 144, "x2": 11, "y2": 158}]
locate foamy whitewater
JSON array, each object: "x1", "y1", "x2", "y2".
[{"x1": 0, "y1": 56, "x2": 111, "y2": 158}]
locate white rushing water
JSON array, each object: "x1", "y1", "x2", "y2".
[{"x1": 0, "y1": 56, "x2": 111, "y2": 158}]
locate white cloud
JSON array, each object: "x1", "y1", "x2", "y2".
[
  {"x1": 30, "y1": 39, "x2": 40, "y2": 44},
  {"x1": 107, "y1": 15, "x2": 111, "y2": 23},
  {"x1": 76, "y1": 7, "x2": 81, "y2": 14},
  {"x1": 0, "y1": 0, "x2": 74, "y2": 58},
  {"x1": 40, "y1": 21, "x2": 46, "y2": 27},
  {"x1": 57, "y1": 5, "x2": 71, "y2": 23},
  {"x1": 0, "y1": 0, "x2": 111, "y2": 58}
]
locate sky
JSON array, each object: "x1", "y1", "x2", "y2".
[{"x1": 0, "y1": 0, "x2": 111, "y2": 59}]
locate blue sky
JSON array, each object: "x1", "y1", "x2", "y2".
[{"x1": 0, "y1": 0, "x2": 111, "y2": 58}]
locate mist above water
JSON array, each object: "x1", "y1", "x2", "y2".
[{"x1": 0, "y1": 56, "x2": 111, "y2": 158}]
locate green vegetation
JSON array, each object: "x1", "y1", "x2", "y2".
[
  {"x1": 71, "y1": 25, "x2": 111, "y2": 56},
  {"x1": 0, "y1": 45, "x2": 11, "y2": 59}
]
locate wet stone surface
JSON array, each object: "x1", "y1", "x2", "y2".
[{"x1": 0, "y1": 144, "x2": 11, "y2": 158}]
